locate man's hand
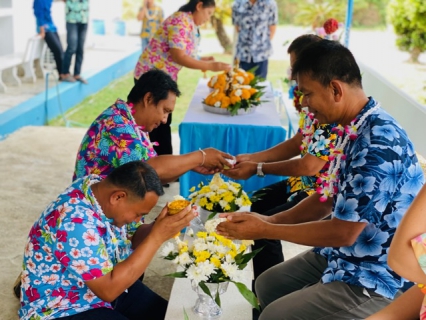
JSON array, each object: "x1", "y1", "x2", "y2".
[
  {"x1": 192, "y1": 166, "x2": 219, "y2": 175},
  {"x1": 38, "y1": 26, "x2": 45, "y2": 39},
  {"x1": 149, "y1": 204, "x2": 196, "y2": 243},
  {"x1": 222, "y1": 161, "x2": 257, "y2": 180},
  {"x1": 235, "y1": 153, "x2": 252, "y2": 163},
  {"x1": 216, "y1": 212, "x2": 268, "y2": 240},
  {"x1": 201, "y1": 148, "x2": 234, "y2": 170}
]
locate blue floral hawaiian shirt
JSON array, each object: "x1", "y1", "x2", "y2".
[
  {"x1": 232, "y1": 0, "x2": 278, "y2": 63},
  {"x1": 19, "y1": 175, "x2": 141, "y2": 319},
  {"x1": 314, "y1": 97, "x2": 424, "y2": 299}
]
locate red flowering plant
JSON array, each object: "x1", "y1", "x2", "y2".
[{"x1": 315, "y1": 18, "x2": 343, "y2": 41}]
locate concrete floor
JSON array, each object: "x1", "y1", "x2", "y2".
[{"x1": 0, "y1": 126, "x2": 308, "y2": 320}]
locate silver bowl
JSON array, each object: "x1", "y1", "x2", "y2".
[{"x1": 202, "y1": 103, "x2": 256, "y2": 116}]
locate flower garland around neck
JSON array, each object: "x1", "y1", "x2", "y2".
[
  {"x1": 86, "y1": 178, "x2": 130, "y2": 264},
  {"x1": 316, "y1": 104, "x2": 380, "y2": 202},
  {"x1": 299, "y1": 108, "x2": 319, "y2": 153},
  {"x1": 127, "y1": 102, "x2": 159, "y2": 147}
]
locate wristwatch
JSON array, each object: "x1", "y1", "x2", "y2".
[{"x1": 256, "y1": 162, "x2": 265, "y2": 178}]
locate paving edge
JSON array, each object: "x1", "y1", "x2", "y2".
[{"x1": 0, "y1": 49, "x2": 140, "y2": 140}]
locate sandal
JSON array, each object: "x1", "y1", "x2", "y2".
[
  {"x1": 60, "y1": 74, "x2": 76, "y2": 82},
  {"x1": 74, "y1": 76, "x2": 88, "y2": 84}
]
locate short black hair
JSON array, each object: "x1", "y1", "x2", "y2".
[
  {"x1": 287, "y1": 34, "x2": 322, "y2": 57},
  {"x1": 106, "y1": 161, "x2": 164, "y2": 199},
  {"x1": 292, "y1": 40, "x2": 362, "y2": 88},
  {"x1": 179, "y1": 0, "x2": 215, "y2": 12},
  {"x1": 127, "y1": 69, "x2": 181, "y2": 105}
]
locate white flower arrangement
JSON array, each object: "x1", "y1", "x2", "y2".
[
  {"x1": 161, "y1": 218, "x2": 260, "y2": 310},
  {"x1": 188, "y1": 173, "x2": 251, "y2": 214}
]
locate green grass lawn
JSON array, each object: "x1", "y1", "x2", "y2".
[{"x1": 49, "y1": 54, "x2": 288, "y2": 132}]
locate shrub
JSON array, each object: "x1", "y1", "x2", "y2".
[{"x1": 388, "y1": 0, "x2": 426, "y2": 63}]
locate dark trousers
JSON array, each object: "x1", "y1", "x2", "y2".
[
  {"x1": 44, "y1": 31, "x2": 64, "y2": 74},
  {"x1": 59, "y1": 281, "x2": 168, "y2": 320},
  {"x1": 133, "y1": 77, "x2": 173, "y2": 156},
  {"x1": 63, "y1": 22, "x2": 88, "y2": 76},
  {"x1": 240, "y1": 59, "x2": 269, "y2": 79},
  {"x1": 251, "y1": 180, "x2": 309, "y2": 280},
  {"x1": 149, "y1": 113, "x2": 173, "y2": 155}
]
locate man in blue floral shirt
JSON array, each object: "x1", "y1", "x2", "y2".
[
  {"x1": 232, "y1": 0, "x2": 277, "y2": 78},
  {"x1": 217, "y1": 40, "x2": 424, "y2": 319}
]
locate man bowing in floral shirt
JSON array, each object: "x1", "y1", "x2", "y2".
[
  {"x1": 217, "y1": 40, "x2": 425, "y2": 319},
  {"x1": 232, "y1": 0, "x2": 277, "y2": 78},
  {"x1": 19, "y1": 161, "x2": 195, "y2": 320}
]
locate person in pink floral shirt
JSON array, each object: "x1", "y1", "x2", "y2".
[
  {"x1": 134, "y1": 0, "x2": 231, "y2": 157},
  {"x1": 19, "y1": 161, "x2": 196, "y2": 320},
  {"x1": 73, "y1": 69, "x2": 233, "y2": 183}
]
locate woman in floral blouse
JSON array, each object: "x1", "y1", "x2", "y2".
[
  {"x1": 73, "y1": 69, "x2": 233, "y2": 183},
  {"x1": 366, "y1": 184, "x2": 426, "y2": 320},
  {"x1": 134, "y1": 0, "x2": 231, "y2": 157},
  {"x1": 19, "y1": 161, "x2": 196, "y2": 320}
]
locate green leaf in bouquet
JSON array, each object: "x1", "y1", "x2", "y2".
[
  {"x1": 165, "y1": 271, "x2": 187, "y2": 278},
  {"x1": 199, "y1": 281, "x2": 218, "y2": 305},
  {"x1": 231, "y1": 281, "x2": 260, "y2": 310},
  {"x1": 246, "y1": 66, "x2": 259, "y2": 75},
  {"x1": 207, "y1": 211, "x2": 217, "y2": 221},
  {"x1": 228, "y1": 101, "x2": 241, "y2": 116},
  {"x1": 164, "y1": 252, "x2": 179, "y2": 260},
  {"x1": 234, "y1": 247, "x2": 263, "y2": 269},
  {"x1": 183, "y1": 307, "x2": 190, "y2": 320}
]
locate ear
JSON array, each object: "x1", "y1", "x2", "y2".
[
  {"x1": 195, "y1": 1, "x2": 203, "y2": 11},
  {"x1": 143, "y1": 92, "x2": 153, "y2": 107},
  {"x1": 110, "y1": 190, "x2": 128, "y2": 206},
  {"x1": 330, "y1": 80, "x2": 343, "y2": 102}
]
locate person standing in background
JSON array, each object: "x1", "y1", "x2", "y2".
[
  {"x1": 62, "y1": 0, "x2": 89, "y2": 84},
  {"x1": 33, "y1": 0, "x2": 71, "y2": 82},
  {"x1": 137, "y1": 0, "x2": 164, "y2": 52},
  {"x1": 133, "y1": 0, "x2": 231, "y2": 166},
  {"x1": 232, "y1": 0, "x2": 277, "y2": 79}
]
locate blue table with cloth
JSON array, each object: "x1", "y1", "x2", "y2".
[{"x1": 178, "y1": 78, "x2": 287, "y2": 198}]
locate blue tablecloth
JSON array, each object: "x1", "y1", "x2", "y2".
[{"x1": 178, "y1": 78, "x2": 287, "y2": 198}]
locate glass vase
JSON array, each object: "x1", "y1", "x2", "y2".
[
  {"x1": 199, "y1": 207, "x2": 217, "y2": 223},
  {"x1": 191, "y1": 280, "x2": 229, "y2": 319}
]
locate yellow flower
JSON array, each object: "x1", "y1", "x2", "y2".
[
  {"x1": 197, "y1": 231, "x2": 207, "y2": 239},
  {"x1": 239, "y1": 244, "x2": 247, "y2": 253},
  {"x1": 189, "y1": 186, "x2": 195, "y2": 192},
  {"x1": 195, "y1": 250, "x2": 211, "y2": 263},
  {"x1": 199, "y1": 197, "x2": 207, "y2": 207},
  {"x1": 206, "y1": 202, "x2": 213, "y2": 211},
  {"x1": 179, "y1": 246, "x2": 188, "y2": 254},
  {"x1": 223, "y1": 193, "x2": 234, "y2": 203},
  {"x1": 228, "y1": 250, "x2": 237, "y2": 259},
  {"x1": 210, "y1": 257, "x2": 221, "y2": 268}
]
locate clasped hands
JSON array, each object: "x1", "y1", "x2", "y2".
[{"x1": 192, "y1": 148, "x2": 236, "y2": 175}]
